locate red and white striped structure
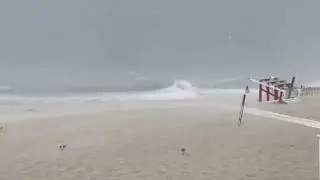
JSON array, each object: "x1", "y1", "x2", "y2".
[{"x1": 249, "y1": 76, "x2": 296, "y2": 103}]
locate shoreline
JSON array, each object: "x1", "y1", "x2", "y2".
[{"x1": 0, "y1": 97, "x2": 319, "y2": 179}]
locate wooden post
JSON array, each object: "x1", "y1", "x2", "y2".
[
  {"x1": 266, "y1": 86, "x2": 270, "y2": 101},
  {"x1": 238, "y1": 88, "x2": 247, "y2": 126},
  {"x1": 259, "y1": 84, "x2": 262, "y2": 102},
  {"x1": 287, "y1": 76, "x2": 295, "y2": 99}
]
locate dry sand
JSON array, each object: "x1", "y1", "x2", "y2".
[
  {"x1": 0, "y1": 99, "x2": 319, "y2": 180},
  {"x1": 257, "y1": 96, "x2": 320, "y2": 120}
]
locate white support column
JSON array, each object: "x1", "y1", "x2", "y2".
[{"x1": 317, "y1": 134, "x2": 320, "y2": 180}]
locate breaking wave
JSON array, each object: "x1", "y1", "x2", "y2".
[
  {"x1": 120, "y1": 79, "x2": 199, "y2": 101},
  {"x1": 0, "y1": 79, "x2": 247, "y2": 104}
]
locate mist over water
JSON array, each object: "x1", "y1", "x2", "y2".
[{"x1": 0, "y1": 1, "x2": 319, "y2": 101}]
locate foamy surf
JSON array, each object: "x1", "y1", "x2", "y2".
[
  {"x1": 120, "y1": 79, "x2": 199, "y2": 101},
  {"x1": 0, "y1": 79, "x2": 251, "y2": 104}
]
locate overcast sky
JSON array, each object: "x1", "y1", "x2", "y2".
[{"x1": 0, "y1": 0, "x2": 319, "y2": 87}]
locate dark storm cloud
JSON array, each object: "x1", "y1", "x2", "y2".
[{"x1": 0, "y1": 0, "x2": 319, "y2": 86}]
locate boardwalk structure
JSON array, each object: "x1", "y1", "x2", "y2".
[{"x1": 249, "y1": 76, "x2": 296, "y2": 104}]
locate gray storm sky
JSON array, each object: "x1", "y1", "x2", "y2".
[{"x1": 0, "y1": 0, "x2": 319, "y2": 87}]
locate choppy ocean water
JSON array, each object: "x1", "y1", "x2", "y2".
[{"x1": 0, "y1": 79, "x2": 257, "y2": 105}]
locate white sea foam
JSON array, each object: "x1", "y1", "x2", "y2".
[{"x1": 0, "y1": 79, "x2": 257, "y2": 104}]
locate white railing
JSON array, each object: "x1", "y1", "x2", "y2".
[{"x1": 318, "y1": 135, "x2": 320, "y2": 180}]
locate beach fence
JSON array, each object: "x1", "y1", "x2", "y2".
[
  {"x1": 249, "y1": 76, "x2": 320, "y2": 104},
  {"x1": 249, "y1": 76, "x2": 294, "y2": 103},
  {"x1": 299, "y1": 86, "x2": 320, "y2": 97}
]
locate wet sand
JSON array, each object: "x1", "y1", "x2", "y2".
[{"x1": 0, "y1": 100, "x2": 318, "y2": 180}]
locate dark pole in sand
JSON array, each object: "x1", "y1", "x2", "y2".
[
  {"x1": 238, "y1": 86, "x2": 249, "y2": 126},
  {"x1": 287, "y1": 76, "x2": 295, "y2": 99}
]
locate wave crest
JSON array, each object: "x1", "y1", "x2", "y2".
[
  {"x1": 121, "y1": 79, "x2": 199, "y2": 101},
  {"x1": 163, "y1": 79, "x2": 196, "y2": 92},
  {"x1": 0, "y1": 79, "x2": 250, "y2": 103}
]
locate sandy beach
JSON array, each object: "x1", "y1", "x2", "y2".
[
  {"x1": 0, "y1": 98, "x2": 319, "y2": 180},
  {"x1": 1, "y1": 0, "x2": 319, "y2": 179}
]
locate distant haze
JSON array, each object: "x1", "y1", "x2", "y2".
[{"x1": 0, "y1": 0, "x2": 320, "y2": 88}]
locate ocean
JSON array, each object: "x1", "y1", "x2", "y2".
[{"x1": 0, "y1": 78, "x2": 255, "y2": 105}]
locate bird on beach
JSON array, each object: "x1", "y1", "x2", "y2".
[
  {"x1": 181, "y1": 148, "x2": 186, "y2": 156},
  {"x1": 58, "y1": 143, "x2": 68, "y2": 151}
]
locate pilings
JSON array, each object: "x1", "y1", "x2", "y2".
[
  {"x1": 300, "y1": 87, "x2": 320, "y2": 96},
  {"x1": 286, "y1": 76, "x2": 295, "y2": 99}
]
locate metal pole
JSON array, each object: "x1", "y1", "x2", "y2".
[
  {"x1": 287, "y1": 76, "x2": 295, "y2": 99},
  {"x1": 317, "y1": 134, "x2": 320, "y2": 180},
  {"x1": 238, "y1": 87, "x2": 248, "y2": 126},
  {"x1": 238, "y1": 93, "x2": 246, "y2": 126}
]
